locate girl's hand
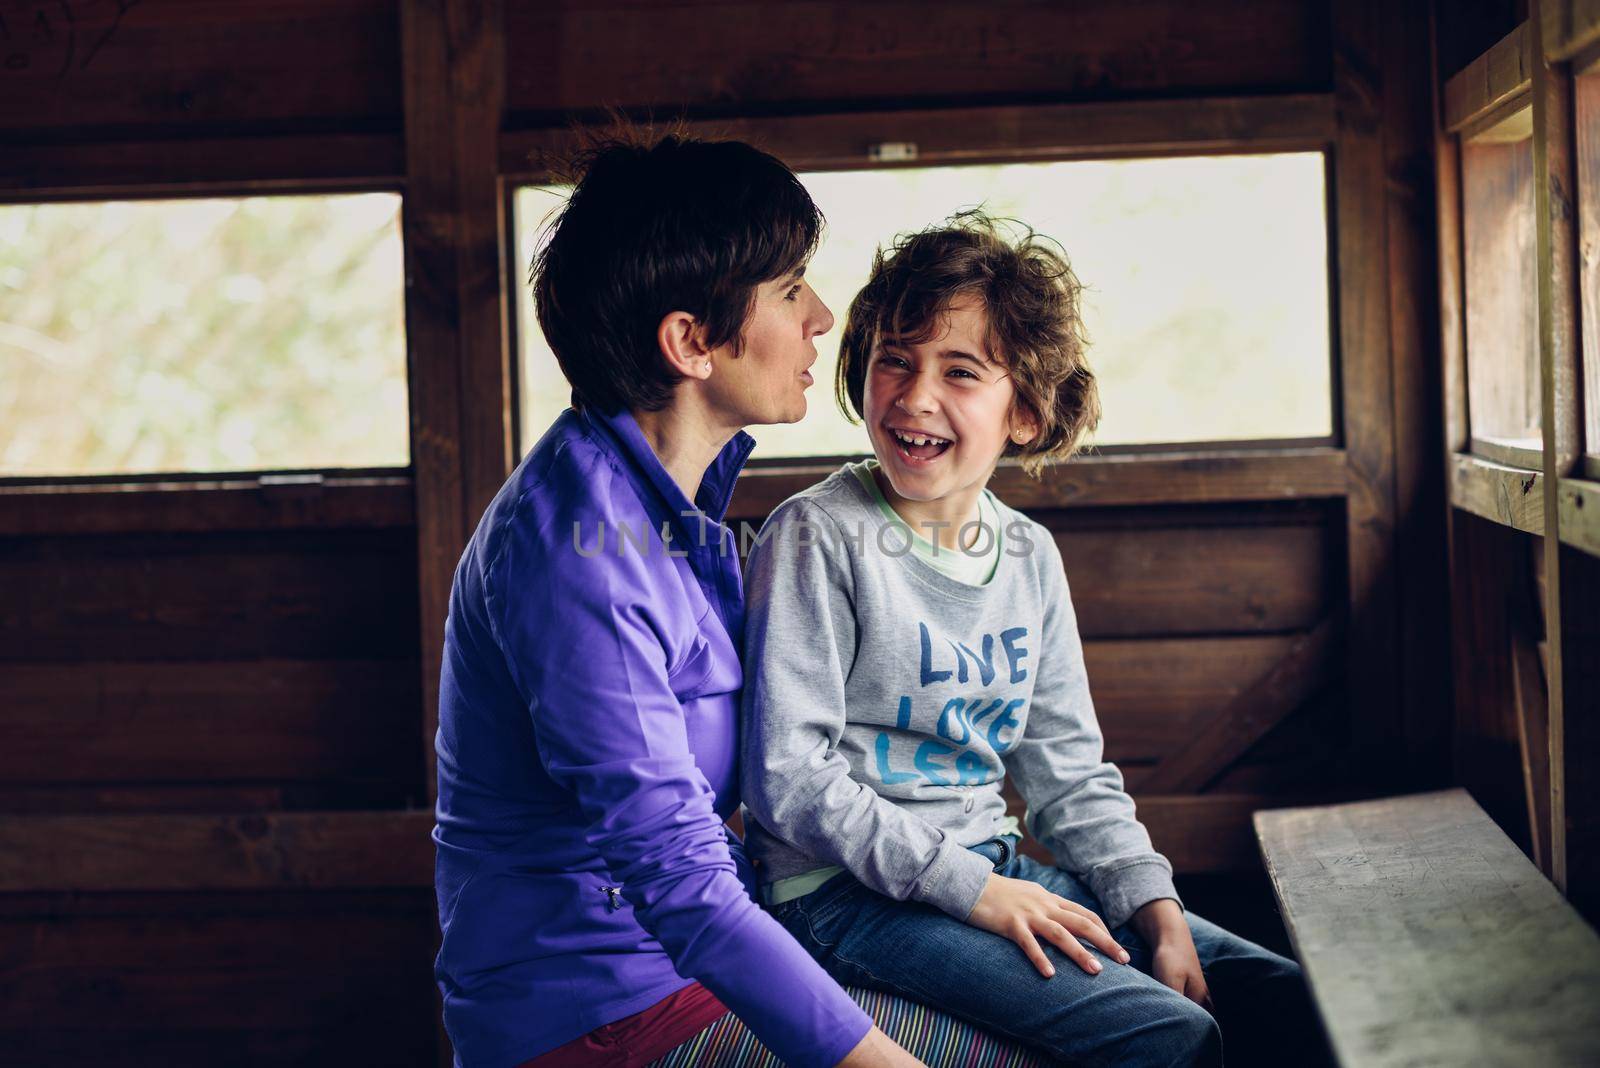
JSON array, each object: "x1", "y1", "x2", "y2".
[
  {"x1": 968, "y1": 873, "x2": 1130, "y2": 978},
  {"x1": 1132, "y1": 898, "x2": 1213, "y2": 1010},
  {"x1": 1151, "y1": 937, "x2": 1212, "y2": 1009}
]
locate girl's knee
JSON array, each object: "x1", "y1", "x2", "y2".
[{"x1": 1161, "y1": 996, "x2": 1223, "y2": 1067}]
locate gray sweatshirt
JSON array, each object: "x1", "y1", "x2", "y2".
[{"x1": 740, "y1": 466, "x2": 1179, "y2": 929}]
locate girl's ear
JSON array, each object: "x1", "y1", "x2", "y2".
[
  {"x1": 1008, "y1": 402, "x2": 1040, "y2": 446},
  {"x1": 656, "y1": 310, "x2": 714, "y2": 380}
]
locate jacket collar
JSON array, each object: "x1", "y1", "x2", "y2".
[{"x1": 584, "y1": 406, "x2": 757, "y2": 529}]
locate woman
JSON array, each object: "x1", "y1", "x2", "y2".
[{"x1": 431, "y1": 133, "x2": 979, "y2": 1068}]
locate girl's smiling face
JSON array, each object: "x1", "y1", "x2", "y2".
[{"x1": 863, "y1": 295, "x2": 1038, "y2": 509}]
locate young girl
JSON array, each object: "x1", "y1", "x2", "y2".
[{"x1": 740, "y1": 213, "x2": 1323, "y2": 1067}]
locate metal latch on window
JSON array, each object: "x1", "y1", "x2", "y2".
[{"x1": 867, "y1": 142, "x2": 919, "y2": 163}]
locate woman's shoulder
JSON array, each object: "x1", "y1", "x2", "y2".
[{"x1": 473, "y1": 418, "x2": 653, "y2": 593}]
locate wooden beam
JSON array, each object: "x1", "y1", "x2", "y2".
[
  {"x1": 0, "y1": 478, "x2": 413, "y2": 536},
  {"x1": 1443, "y1": 22, "x2": 1534, "y2": 134},
  {"x1": 0, "y1": 812, "x2": 434, "y2": 892},
  {"x1": 1054, "y1": 520, "x2": 1330, "y2": 640},
  {"x1": 729, "y1": 449, "x2": 1349, "y2": 520},
  {"x1": 1382, "y1": 0, "x2": 1454, "y2": 787},
  {"x1": 1255, "y1": 790, "x2": 1600, "y2": 1067},
  {"x1": 501, "y1": 95, "x2": 1338, "y2": 177},
  {"x1": 1532, "y1": 0, "x2": 1587, "y2": 903},
  {"x1": 1451, "y1": 452, "x2": 1545, "y2": 533},
  {"x1": 400, "y1": 0, "x2": 512, "y2": 801},
  {"x1": 1511, "y1": 611, "x2": 1554, "y2": 875},
  {"x1": 0, "y1": 134, "x2": 405, "y2": 200},
  {"x1": 1579, "y1": 75, "x2": 1600, "y2": 455},
  {"x1": 1557, "y1": 478, "x2": 1600, "y2": 556},
  {"x1": 2, "y1": 659, "x2": 422, "y2": 787},
  {"x1": 1553, "y1": 546, "x2": 1600, "y2": 919},
  {"x1": 503, "y1": 1, "x2": 1332, "y2": 119},
  {"x1": 1085, "y1": 635, "x2": 1306, "y2": 764},
  {"x1": 1542, "y1": 0, "x2": 1600, "y2": 61},
  {"x1": 1138, "y1": 620, "x2": 1337, "y2": 794},
  {"x1": 1009, "y1": 793, "x2": 1338, "y2": 876},
  {"x1": 1469, "y1": 435, "x2": 1548, "y2": 471},
  {"x1": 1334, "y1": 0, "x2": 1403, "y2": 787}
]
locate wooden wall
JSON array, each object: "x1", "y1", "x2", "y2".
[{"x1": 0, "y1": 1, "x2": 1450, "y2": 1062}]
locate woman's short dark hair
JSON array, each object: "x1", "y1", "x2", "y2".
[
  {"x1": 835, "y1": 210, "x2": 1100, "y2": 473},
  {"x1": 531, "y1": 132, "x2": 824, "y2": 415}
]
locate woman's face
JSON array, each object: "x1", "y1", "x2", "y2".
[{"x1": 704, "y1": 269, "x2": 834, "y2": 428}]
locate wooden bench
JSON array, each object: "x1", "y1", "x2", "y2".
[{"x1": 1254, "y1": 789, "x2": 1600, "y2": 1067}]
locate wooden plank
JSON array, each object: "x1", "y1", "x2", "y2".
[
  {"x1": 1138, "y1": 620, "x2": 1337, "y2": 794},
  {"x1": 0, "y1": 0, "x2": 401, "y2": 134},
  {"x1": 0, "y1": 133, "x2": 405, "y2": 198},
  {"x1": 1534, "y1": 0, "x2": 1583, "y2": 482},
  {"x1": 0, "y1": 891, "x2": 436, "y2": 1064},
  {"x1": 1447, "y1": 511, "x2": 1544, "y2": 855},
  {"x1": 503, "y1": 95, "x2": 1338, "y2": 176},
  {"x1": 1557, "y1": 477, "x2": 1600, "y2": 556},
  {"x1": 1255, "y1": 790, "x2": 1600, "y2": 1067},
  {"x1": 1444, "y1": 22, "x2": 1534, "y2": 133},
  {"x1": 0, "y1": 659, "x2": 421, "y2": 787},
  {"x1": 1511, "y1": 614, "x2": 1554, "y2": 874},
  {"x1": 1084, "y1": 636, "x2": 1303, "y2": 763},
  {"x1": 1054, "y1": 521, "x2": 1329, "y2": 639},
  {"x1": 1435, "y1": 5, "x2": 1469, "y2": 459},
  {"x1": 1334, "y1": 0, "x2": 1403, "y2": 786},
  {"x1": 504, "y1": 0, "x2": 1332, "y2": 119},
  {"x1": 0, "y1": 782, "x2": 414, "y2": 816},
  {"x1": 0, "y1": 811, "x2": 434, "y2": 892},
  {"x1": 729, "y1": 449, "x2": 1350, "y2": 520},
  {"x1": 1532, "y1": 0, "x2": 1585, "y2": 904},
  {"x1": 0, "y1": 530, "x2": 420, "y2": 662},
  {"x1": 1469, "y1": 434, "x2": 1547, "y2": 470},
  {"x1": 1382, "y1": 1, "x2": 1453, "y2": 784},
  {"x1": 1003, "y1": 789, "x2": 1334, "y2": 875},
  {"x1": 1552, "y1": 545, "x2": 1600, "y2": 918},
  {"x1": 401, "y1": 0, "x2": 511, "y2": 804},
  {"x1": 1578, "y1": 75, "x2": 1600, "y2": 457},
  {"x1": 1542, "y1": 0, "x2": 1600, "y2": 60},
  {"x1": 1451, "y1": 452, "x2": 1545, "y2": 533},
  {"x1": 0, "y1": 478, "x2": 413, "y2": 536}
]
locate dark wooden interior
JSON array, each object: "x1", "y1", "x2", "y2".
[{"x1": 2, "y1": 1, "x2": 1597, "y2": 1063}]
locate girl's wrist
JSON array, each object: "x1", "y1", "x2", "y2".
[{"x1": 1131, "y1": 897, "x2": 1188, "y2": 943}]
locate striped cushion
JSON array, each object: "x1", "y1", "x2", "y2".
[{"x1": 648, "y1": 986, "x2": 1046, "y2": 1067}]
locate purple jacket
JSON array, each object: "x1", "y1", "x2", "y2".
[{"x1": 433, "y1": 406, "x2": 872, "y2": 1068}]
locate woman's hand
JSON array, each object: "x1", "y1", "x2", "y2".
[
  {"x1": 836, "y1": 1025, "x2": 926, "y2": 1067},
  {"x1": 967, "y1": 873, "x2": 1130, "y2": 978},
  {"x1": 1132, "y1": 898, "x2": 1212, "y2": 1010}
]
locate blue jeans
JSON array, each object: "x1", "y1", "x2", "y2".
[{"x1": 769, "y1": 838, "x2": 1325, "y2": 1068}]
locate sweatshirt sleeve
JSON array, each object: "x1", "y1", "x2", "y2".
[
  {"x1": 488, "y1": 496, "x2": 872, "y2": 1068},
  {"x1": 1002, "y1": 529, "x2": 1181, "y2": 929},
  {"x1": 741, "y1": 501, "x2": 995, "y2": 920}
]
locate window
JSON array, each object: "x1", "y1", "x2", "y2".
[
  {"x1": 0, "y1": 193, "x2": 409, "y2": 478},
  {"x1": 514, "y1": 152, "x2": 1332, "y2": 459},
  {"x1": 1460, "y1": 108, "x2": 1541, "y2": 464}
]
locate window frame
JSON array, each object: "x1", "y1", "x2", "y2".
[
  {"x1": 0, "y1": 178, "x2": 415, "y2": 531},
  {"x1": 499, "y1": 95, "x2": 1347, "y2": 503}
]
